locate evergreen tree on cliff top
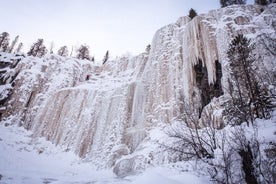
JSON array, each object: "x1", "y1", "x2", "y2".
[
  {"x1": 57, "y1": 46, "x2": 69, "y2": 57},
  {"x1": 8, "y1": 35, "x2": 19, "y2": 53},
  {"x1": 102, "y1": 50, "x2": 109, "y2": 65},
  {"x1": 15, "y1": 42, "x2": 23, "y2": 53},
  {"x1": 27, "y1": 39, "x2": 47, "y2": 57},
  {"x1": 255, "y1": 0, "x2": 268, "y2": 5},
  {"x1": 0, "y1": 32, "x2": 10, "y2": 52},
  {"x1": 255, "y1": 0, "x2": 276, "y2": 4},
  {"x1": 220, "y1": 0, "x2": 246, "y2": 7},
  {"x1": 188, "y1": 8, "x2": 197, "y2": 19},
  {"x1": 76, "y1": 45, "x2": 91, "y2": 60}
]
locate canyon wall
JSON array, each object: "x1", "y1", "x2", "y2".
[{"x1": 1, "y1": 4, "x2": 275, "y2": 177}]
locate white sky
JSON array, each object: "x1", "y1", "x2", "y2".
[{"x1": 0, "y1": 0, "x2": 254, "y2": 60}]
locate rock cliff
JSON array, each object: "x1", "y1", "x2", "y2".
[{"x1": 1, "y1": 4, "x2": 275, "y2": 177}]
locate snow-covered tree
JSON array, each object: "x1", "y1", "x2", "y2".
[
  {"x1": 76, "y1": 45, "x2": 90, "y2": 60},
  {"x1": 15, "y1": 42, "x2": 23, "y2": 53},
  {"x1": 146, "y1": 44, "x2": 151, "y2": 53},
  {"x1": 0, "y1": 32, "x2": 10, "y2": 52},
  {"x1": 102, "y1": 50, "x2": 109, "y2": 64},
  {"x1": 49, "y1": 42, "x2": 54, "y2": 54},
  {"x1": 70, "y1": 46, "x2": 74, "y2": 57},
  {"x1": 220, "y1": 0, "x2": 246, "y2": 7},
  {"x1": 8, "y1": 35, "x2": 19, "y2": 53},
  {"x1": 188, "y1": 8, "x2": 197, "y2": 19},
  {"x1": 57, "y1": 46, "x2": 69, "y2": 57},
  {"x1": 27, "y1": 39, "x2": 48, "y2": 57}
]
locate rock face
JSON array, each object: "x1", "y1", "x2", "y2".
[
  {"x1": 1, "y1": 54, "x2": 94, "y2": 125},
  {"x1": 1, "y1": 4, "x2": 276, "y2": 176}
]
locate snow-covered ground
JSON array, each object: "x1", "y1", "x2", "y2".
[
  {"x1": 0, "y1": 121, "x2": 210, "y2": 184},
  {"x1": 1, "y1": 115, "x2": 275, "y2": 184},
  {"x1": 0, "y1": 122, "x2": 124, "y2": 184}
]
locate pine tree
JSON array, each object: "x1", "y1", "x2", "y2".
[
  {"x1": 15, "y1": 43, "x2": 23, "y2": 53},
  {"x1": 188, "y1": 8, "x2": 197, "y2": 19},
  {"x1": 227, "y1": 34, "x2": 255, "y2": 125},
  {"x1": 27, "y1": 39, "x2": 48, "y2": 57},
  {"x1": 70, "y1": 46, "x2": 74, "y2": 57},
  {"x1": 91, "y1": 56, "x2": 95, "y2": 62},
  {"x1": 220, "y1": 0, "x2": 227, "y2": 7},
  {"x1": 57, "y1": 46, "x2": 68, "y2": 57},
  {"x1": 8, "y1": 35, "x2": 19, "y2": 53},
  {"x1": 0, "y1": 32, "x2": 10, "y2": 52},
  {"x1": 220, "y1": 0, "x2": 246, "y2": 7},
  {"x1": 225, "y1": 34, "x2": 272, "y2": 125},
  {"x1": 76, "y1": 45, "x2": 90, "y2": 60},
  {"x1": 102, "y1": 50, "x2": 109, "y2": 64},
  {"x1": 49, "y1": 42, "x2": 54, "y2": 54},
  {"x1": 146, "y1": 44, "x2": 151, "y2": 53},
  {"x1": 255, "y1": 0, "x2": 268, "y2": 5}
]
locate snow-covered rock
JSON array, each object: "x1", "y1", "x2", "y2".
[
  {"x1": 1, "y1": 4, "x2": 275, "y2": 177},
  {"x1": 1, "y1": 54, "x2": 94, "y2": 125}
]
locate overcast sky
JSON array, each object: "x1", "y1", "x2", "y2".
[{"x1": 0, "y1": 0, "x2": 254, "y2": 60}]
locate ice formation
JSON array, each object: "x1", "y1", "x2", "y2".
[{"x1": 1, "y1": 4, "x2": 275, "y2": 177}]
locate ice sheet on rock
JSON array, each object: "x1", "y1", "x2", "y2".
[{"x1": 1, "y1": 4, "x2": 275, "y2": 178}]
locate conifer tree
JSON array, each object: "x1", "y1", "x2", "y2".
[
  {"x1": 91, "y1": 56, "x2": 95, "y2": 62},
  {"x1": 57, "y1": 46, "x2": 69, "y2": 57},
  {"x1": 76, "y1": 45, "x2": 90, "y2": 60},
  {"x1": 220, "y1": 0, "x2": 227, "y2": 7},
  {"x1": 225, "y1": 34, "x2": 272, "y2": 125},
  {"x1": 15, "y1": 43, "x2": 23, "y2": 53},
  {"x1": 102, "y1": 50, "x2": 109, "y2": 64},
  {"x1": 220, "y1": 0, "x2": 246, "y2": 7},
  {"x1": 49, "y1": 42, "x2": 54, "y2": 54},
  {"x1": 255, "y1": 0, "x2": 268, "y2": 5},
  {"x1": 146, "y1": 44, "x2": 151, "y2": 53},
  {"x1": 70, "y1": 46, "x2": 74, "y2": 57},
  {"x1": 188, "y1": 8, "x2": 197, "y2": 19},
  {"x1": 0, "y1": 32, "x2": 10, "y2": 52},
  {"x1": 27, "y1": 39, "x2": 48, "y2": 57},
  {"x1": 8, "y1": 35, "x2": 19, "y2": 53}
]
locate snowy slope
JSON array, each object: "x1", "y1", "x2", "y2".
[
  {"x1": 0, "y1": 122, "x2": 124, "y2": 184},
  {"x1": 0, "y1": 3, "x2": 276, "y2": 180},
  {"x1": 0, "y1": 120, "x2": 212, "y2": 183},
  {"x1": 0, "y1": 112, "x2": 274, "y2": 183}
]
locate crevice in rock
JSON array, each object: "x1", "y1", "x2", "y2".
[
  {"x1": 25, "y1": 91, "x2": 35, "y2": 108},
  {"x1": 23, "y1": 91, "x2": 36, "y2": 129},
  {"x1": 194, "y1": 59, "x2": 223, "y2": 117}
]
